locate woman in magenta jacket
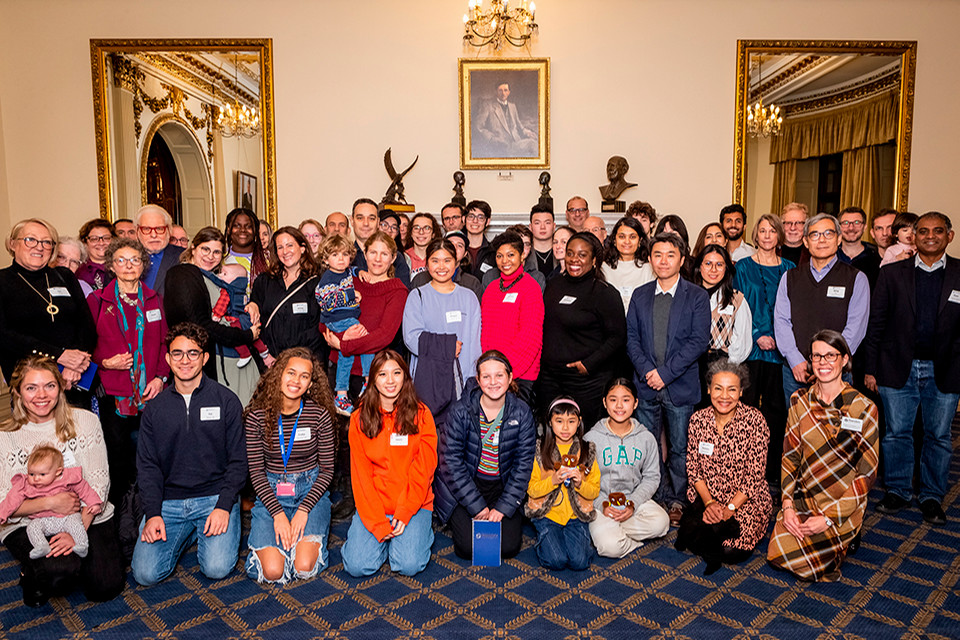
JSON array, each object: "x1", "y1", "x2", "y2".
[{"x1": 87, "y1": 237, "x2": 169, "y2": 503}]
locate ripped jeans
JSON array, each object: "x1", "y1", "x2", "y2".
[{"x1": 245, "y1": 467, "x2": 332, "y2": 584}]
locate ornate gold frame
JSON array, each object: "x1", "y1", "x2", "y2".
[
  {"x1": 90, "y1": 38, "x2": 277, "y2": 227},
  {"x1": 459, "y1": 58, "x2": 550, "y2": 170},
  {"x1": 732, "y1": 40, "x2": 916, "y2": 212}
]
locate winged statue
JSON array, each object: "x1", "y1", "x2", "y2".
[{"x1": 381, "y1": 148, "x2": 418, "y2": 206}]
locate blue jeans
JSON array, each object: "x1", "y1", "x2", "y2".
[
  {"x1": 328, "y1": 317, "x2": 374, "y2": 392},
  {"x1": 340, "y1": 509, "x2": 434, "y2": 577},
  {"x1": 532, "y1": 517, "x2": 593, "y2": 571},
  {"x1": 246, "y1": 468, "x2": 332, "y2": 583},
  {"x1": 878, "y1": 360, "x2": 960, "y2": 503},
  {"x1": 131, "y1": 496, "x2": 241, "y2": 586},
  {"x1": 782, "y1": 363, "x2": 853, "y2": 408},
  {"x1": 636, "y1": 392, "x2": 694, "y2": 507}
]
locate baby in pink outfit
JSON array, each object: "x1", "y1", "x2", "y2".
[{"x1": 0, "y1": 445, "x2": 102, "y2": 559}]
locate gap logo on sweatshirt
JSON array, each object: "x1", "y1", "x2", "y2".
[{"x1": 601, "y1": 445, "x2": 643, "y2": 467}]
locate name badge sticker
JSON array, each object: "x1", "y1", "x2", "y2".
[
  {"x1": 826, "y1": 286, "x2": 846, "y2": 299},
  {"x1": 276, "y1": 482, "x2": 295, "y2": 497},
  {"x1": 294, "y1": 427, "x2": 312, "y2": 442},
  {"x1": 446, "y1": 310, "x2": 462, "y2": 323},
  {"x1": 48, "y1": 287, "x2": 71, "y2": 297},
  {"x1": 559, "y1": 295, "x2": 577, "y2": 305},
  {"x1": 503, "y1": 292, "x2": 518, "y2": 303},
  {"x1": 698, "y1": 441, "x2": 715, "y2": 456},
  {"x1": 292, "y1": 302, "x2": 308, "y2": 314},
  {"x1": 841, "y1": 416, "x2": 863, "y2": 432},
  {"x1": 390, "y1": 433, "x2": 409, "y2": 447},
  {"x1": 61, "y1": 449, "x2": 78, "y2": 468},
  {"x1": 479, "y1": 263, "x2": 493, "y2": 273},
  {"x1": 200, "y1": 406, "x2": 221, "y2": 421},
  {"x1": 491, "y1": 431, "x2": 500, "y2": 445},
  {"x1": 146, "y1": 309, "x2": 162, "y2": 323},
  {"x1": 949, "y1": 290, "x2": 960, "y2": 304}
]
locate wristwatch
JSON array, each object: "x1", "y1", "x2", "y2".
[{"x1": 726, "y1": 503, "x2": 736, "y2": 512}]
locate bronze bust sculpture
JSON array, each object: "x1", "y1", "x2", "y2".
[
  {"x1": 452, "y1": 171, "x2": 466, "y2": 207},
  {"x1": 599, "y1": 155, "x2": 637, "y2": 212},
  {"x1": 538, "y1": 171, "x2": 553, "y2": 209}
]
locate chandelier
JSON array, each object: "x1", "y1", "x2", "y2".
[
  {"x1": 747, "y1": 56, "x2": 782, "y2": 138},
  {"x1": 463, "y1": 0, "x2": 537, "y2": 50},
  {"x1": 216, "y1": 55, "x2": 261, "y2": 139}
]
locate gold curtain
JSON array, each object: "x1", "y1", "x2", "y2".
[
  {"x1": 771, "y1": 159, "x2": 797, "y2": 216},
  {"x1": 768, "y1": 90, "x2": 897, "y2": 212}
]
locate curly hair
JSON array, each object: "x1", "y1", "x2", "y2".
[
  {"x1": 104, "y1": 237, "x2": 150, "y2": 272},
  {"x1": 1, "y1": 355, "x2": 76, "y2": 440},
  {"x1": 244, "y1": 347, "x2": 337, "y2": 450},
  {"x1": 358, "y1": 349, "x2": 421, "y2": 439},
  {"x1": 267, "y1": 226, "x2": 319, "y2": 279},
  {"x1": 604, "y1": 216, "x2": 649, "y2": 269}
]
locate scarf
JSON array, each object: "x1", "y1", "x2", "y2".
[{"x1": 114, "y1": 280, "x2": 146, "y2": 416}]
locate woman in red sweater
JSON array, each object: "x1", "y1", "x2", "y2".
[
  {"x1": 341, "y1": 349, "x2": 438, "y2": 577},
  {"x1": 480, "y1": 231, "x2": 544, "y2": 407}
]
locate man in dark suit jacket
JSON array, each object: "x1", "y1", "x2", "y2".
[
  {"x1": 627, "y1": 232, "x2": 711, "y2": 524},
  {"x1": 864, "y1": 212, "x2": 959, "y2": 526},
  {"x1": 474, "y1": 82, "x2": 537, "y2": 158},
  {"x1": 135, "y1": 204, "x2": 183, "y2": 297}
]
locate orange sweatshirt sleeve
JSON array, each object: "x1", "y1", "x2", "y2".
[
  {"x1": 394, "y1": 405, "x2": 439, "y2": 525},
  {"x1": 348, "y1": 413, "x2": 393, "y2": 542}
]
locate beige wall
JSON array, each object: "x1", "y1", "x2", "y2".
[{"x1": 1, "y1": 0, "x2": 958, "y2": 266}]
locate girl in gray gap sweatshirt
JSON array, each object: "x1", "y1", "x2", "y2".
[{"x1": 584, "y1": 377, "x2": 670, "y2": 558}]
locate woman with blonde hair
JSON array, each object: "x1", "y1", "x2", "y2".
[{"x1": 0, "y1": 355, "x2": 124, "y2": 606}]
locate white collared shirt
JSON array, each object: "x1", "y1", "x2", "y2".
[
  {"x1": 915, "y1": 253, "x2": 946, "y2": 273},
  {"x1": 655, "y1": 277, "x2": 680, "y2": 297}
]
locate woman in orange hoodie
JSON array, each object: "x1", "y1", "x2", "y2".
[{"x1": 341, "y1": 349, "x2": 438, "y2": 577}]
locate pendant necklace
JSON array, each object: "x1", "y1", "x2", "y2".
[{"x1": 19, "y1": 272, "x2": 59, "y2": 321}]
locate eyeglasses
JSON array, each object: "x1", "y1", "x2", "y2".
[
  {"x1": 567, "y1": 207, "x2": 588, "y2": 215},
  {"x1": 782, "y1": 221, "x2": 805, "y2": 227},
  {"x1": 197, "y1": 246, "x2": 223, "y2": 258},
  {"x1": 57, "y1": 256, "x2": 82, "y2": 270},
  {"x1": 806, "y1": 229, "x2": 837, "y2": 241},
  {"x1": 113, "y1": 256, "x2": 143, "y2": 266},
  {"x1": 169, "y1": 349, "x2": 202, "y2": 361},
  {"x1": 303, "y1": 232, "x2": 322, "y2": 241},
  {"x1": 380, "y1": 222, "x2": 398, "y2": 232},
  {"x1": 138, "y1": 225, "x2": 168, "y2": 236},
  {"x1": 466, "y1": 213, "x2": 486, "y2": 222},
  {"x1": 86, "y1": 235, "x2": 113, "y2": 244},
  {"x1": 442, "y1": 216, "x2": 462, "y2": 224},
  {"x1": 839, "y1": 220, "x2": 864, "y2": 227},
  {"x1": 412, "y1": 225, "x2": 432, "y2": 233},
  {"x1": 810, "y1": 352, "x2": 841, "y2": 363},
  {"x1": 19, "y1": 236, "x2": 56, "y2": 250}
]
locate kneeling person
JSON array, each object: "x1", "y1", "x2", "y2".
[{"x1": 132, "y1": 323, "x2": 247, "y2": 585}]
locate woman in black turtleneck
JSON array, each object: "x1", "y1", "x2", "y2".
[
  {"x1": 0, "y1": 219, "x2": 97, "y2": 404},
  {"x1": 537, "y1": 232, "x2": 626, "y2": 429}
]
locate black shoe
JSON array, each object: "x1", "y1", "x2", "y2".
[
  {"x1": 20, "y1": 573, "x2": 48, "y2": 608},
  {"x1": 875, "y1": 493, "x2": 909, "y2": 514},
  {"x1": 847, "y1": 531, "x2": 862, "y2": 556},
  {"x1": 331, "y1": 493, "x2": 356, "y2": 523},
  {"x1": 920, "y1": 499, "x2": 947, "y2": 526}
]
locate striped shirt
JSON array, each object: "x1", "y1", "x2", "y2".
[
  {"x1": 477, "y1": 407, "x2": 503, "y2": 476},
  {"x1": 244, "y1": 399, "x2": 336, "y2": 517}
]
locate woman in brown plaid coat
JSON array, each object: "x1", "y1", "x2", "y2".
[{"x1": 767, "y1": 330, "x2": 879, "y2": 582}]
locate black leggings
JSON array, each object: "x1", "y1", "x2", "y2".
[
  {"x1": 743, "y1": 359, "x2": 787, "y2": 483},
  {"x1": 3, "y1": 517, "x2": 125, "y2": 603},
  {"x1": 447, "y1": 477, "x2": 524, "y2": 561}
]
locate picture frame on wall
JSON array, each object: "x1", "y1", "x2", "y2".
[
  {"x1": 237, "y1": 170, "x2": 257, "y2": 213},
  {"x1": 459, "y1": 58, "x2": 549, "y2": 170}
]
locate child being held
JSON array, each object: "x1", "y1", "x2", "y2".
[
  {"x1": 525, "y1": 396, "x2": 600, "y2": 571},
  {"x1": 209, "y1": 263, "x2": 271, "y2": 368},
  {"x1": 880, "y1": 211, "x2": 919, "y2": 266},
  {"x1": 315, "y1": 235, "x2": 372, "y2": 416},
  {"x1": 0, "y1": 445, "x2": 102, "y2": 559}
]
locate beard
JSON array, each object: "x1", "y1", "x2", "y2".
[{"x1": 724, "y1": 227, "x2": 744, "y2": 241}]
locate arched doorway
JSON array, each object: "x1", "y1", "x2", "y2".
[
  {"x1": 141, "y1": 118, "x2": 213, "y2": 234},
  {"x1": 146, "y1": 134, "x2": 181, "y2": 223}
]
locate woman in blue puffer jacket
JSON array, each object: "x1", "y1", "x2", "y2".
[{"x1": 434, "y1": 350, "x2": 537, "y2": 560}]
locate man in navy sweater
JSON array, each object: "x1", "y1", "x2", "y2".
[{"x1": 132, "y1": 322, "x2": 247, "y2": 585}]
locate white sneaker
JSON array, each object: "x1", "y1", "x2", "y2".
[{"x1": 237, "y1": 356, "x2": 252, "y2": 368}]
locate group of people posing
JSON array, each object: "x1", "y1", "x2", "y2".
[{"x1": 0, "y1": 194, "x2": 954, "y2": 608}]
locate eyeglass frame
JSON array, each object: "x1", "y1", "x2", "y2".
[
  {"x1": 169, "y1": 349, "x2": 203, "y2": 361},
  {"x1": 138, "y1": 225, "x2": 168, "y2": 236},
  {"x1": 18, "y1": 236, "x2": 57, "y2": 250}
]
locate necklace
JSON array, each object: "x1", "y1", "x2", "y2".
[
  {"x1": 499, "y1": 271, "x2": 524, "y2": 292},
  {"x1": 118, "y1": 286, "x2": 140, "y2": 307},
  {"x1": 18, "y1": 272, "x2": 59, "y2": 321}
]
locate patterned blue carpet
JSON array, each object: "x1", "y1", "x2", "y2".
[{"x1": 1, "y1": 438, "x2": 958, "y2": 639}]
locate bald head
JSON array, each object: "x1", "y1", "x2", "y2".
[
  {"x1": 326, "y1": 212, "x2": 349, "y2": 237},
  {"x1": 585, "y1": 216, "x2": 607, "y2": 242}
]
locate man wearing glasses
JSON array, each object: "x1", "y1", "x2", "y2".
[
  {"x1": 464, "y1": 199, "x2": 493, "y2": 276},
  {"x1": 837, "y1": 206, "x2": 881, "y2": 287},
  {"x1": 565, "y1": 196, "x2": 590, "y2": 233},
  {"x1": 779, "y1": 202, "x2": 809, "y2": 267},
  {"x1": 135, "y1": 204, "x2": 182, "y2": 296},
  {"x1": 774, "y1": 213, "x2": 870, "y2": 406},
  {"x1": 440, "y1": 202, "x2": 466, "y2": 233},
  {"x1": 132, "y1": 322, "x2": 246, "y2": 586}
]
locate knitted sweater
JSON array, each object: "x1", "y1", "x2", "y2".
[
  {"x1": 316, "y1": 268, "x2": 361, "y2": 325},
  {"x1": 0, "y1": 409, "x2": 114, "y2": 542},
  {"x1": 480, "y1": 270, "x2": 544, "y2": 381}
]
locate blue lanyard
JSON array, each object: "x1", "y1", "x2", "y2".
[{"x1": 278, "y1": 401, "x2": 304, "y2": 473}]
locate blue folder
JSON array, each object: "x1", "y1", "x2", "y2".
[
  {"x1": 58, "y1": 362, "x2": 98, "y2": 392},
  {"x1": 472, "y1": 519, "x2": 501, "y2": 566}
]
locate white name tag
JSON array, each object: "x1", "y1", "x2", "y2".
[
  {"x1": 294, "y1": 427, "x2": 312, "y2": 442},
  {"x1": 292, "y1": 302, "x2": 308, "y2": 314},
  {"x1": 698, "y1": 441, "x2": 715, "y2": 456},
  {"x1": 490, "y1": 431, "x2": 500, "y2": 445},
  {"x1": 826, "y1": 286, "x2": 846, "y2": 298},
  {"x1": 841, "y1": 416, "x2": 863, "y2": 432},
  {"x1": 62, "y1": 448, "x2": 78, "y2": 467},
  {"x1": 446, "y1": 310, "x2": 462, "y2": 323},
  {"x1": 200, "y1": 406, "x2": 220, "y2": 421},
  {"x1": 146, "y1": 308, "x2": 162, "y2": 323},
  {"x1": 390, "y1": 433, "x2": 408, "y2": 446},
  {"x1": 48, "y1": 287, "x2": 70, "y2": 297},
  {"x1": 559, "y1": 295, "x2": 577, "y2": 305},
  {"x1": 949, "y1": 290, "x2": 960, "y2": 304},
  {"x1": 503, "y1": 292, "x2": 518, "y2": 303},
  {"x1": 480, "y1": 263, "x2": 493, "y2": 273}
]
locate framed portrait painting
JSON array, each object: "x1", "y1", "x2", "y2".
[
  {"x1": 237, "y1": 170, "x2": 257, "y2": 213},
  {"x1": 459, "y1": 58, "x2": 549, "y2": 170}
]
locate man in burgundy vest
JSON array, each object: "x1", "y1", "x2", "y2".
[{"x1": 773, "y1": 213, "x2": 870, "y2": 407}]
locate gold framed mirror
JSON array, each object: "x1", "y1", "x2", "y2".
[
  {"x1": 733, "y1": 40, "x2": 916, "y2": 221},
  {"x1": 90, "y1": 39, "x2": 277, "y2": 232}
]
